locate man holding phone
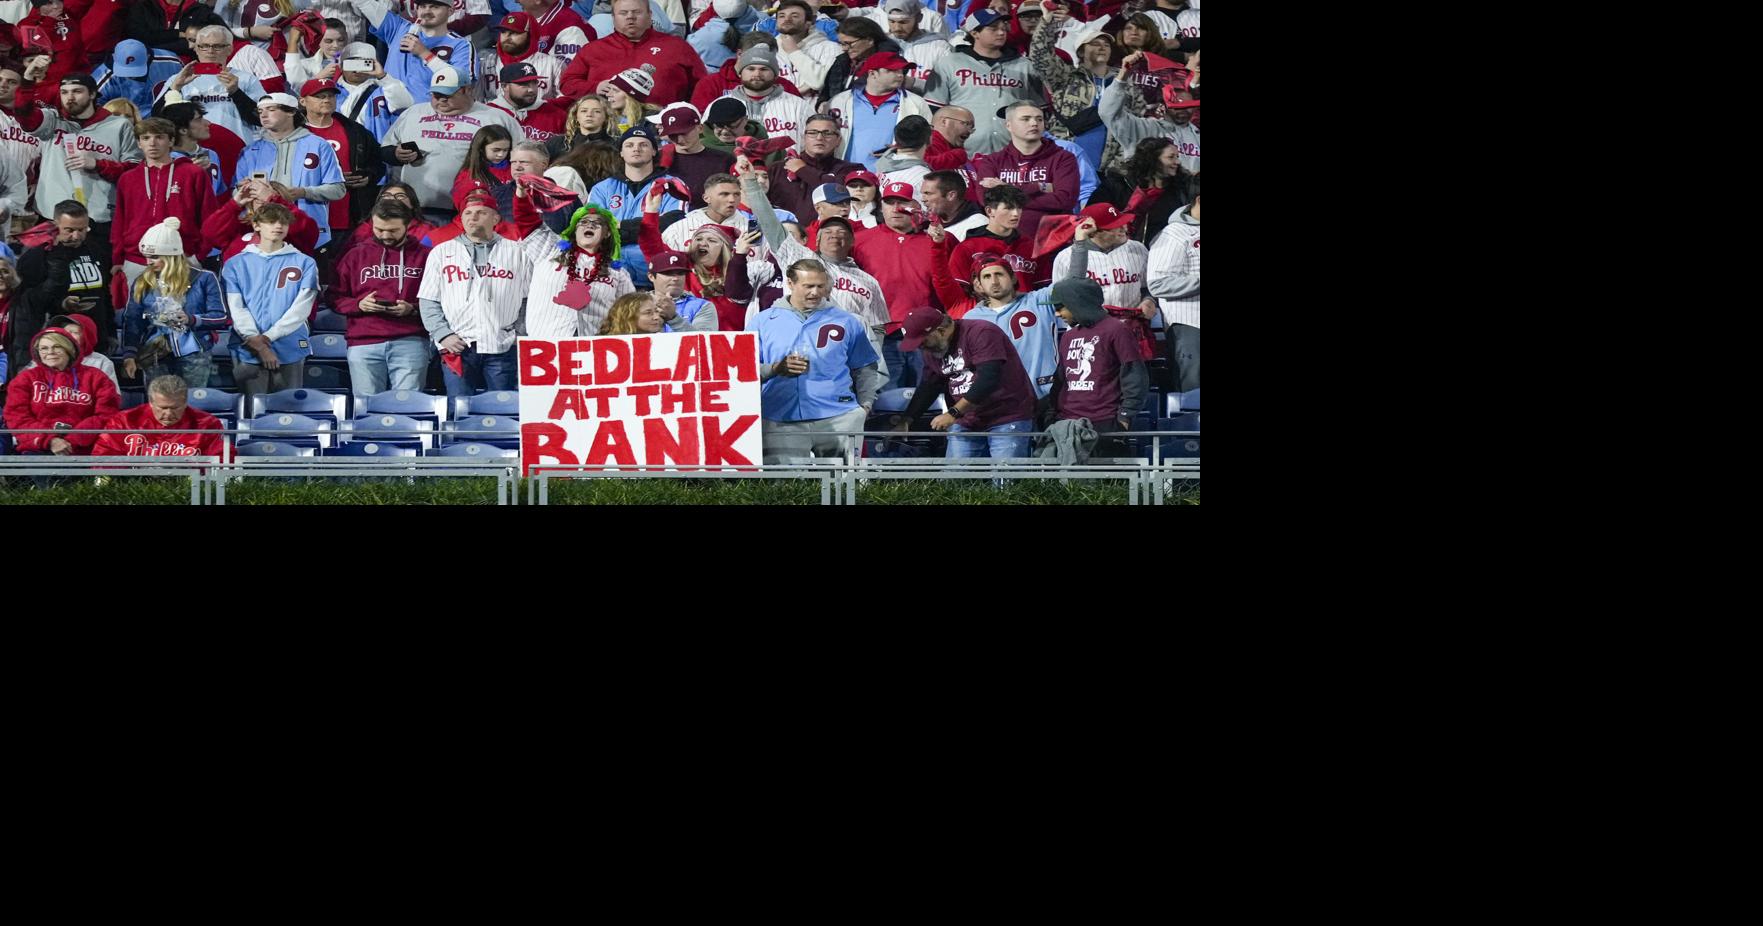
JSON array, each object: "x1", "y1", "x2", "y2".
[
  {"x1": 333, "y1": 42, "x2": 418, "y2": 142},
  {"x1": 13, "y1": 200, "x2": 119, "y2": 363}
]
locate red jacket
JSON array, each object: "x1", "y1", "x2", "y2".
[
  {"x1": 90, "y1": 403, "x2": 227, "y2": 458},
  {"x1": 690, "y1": 59, "x2": 803, "y2": 112},
  {"x1": 111, "y1": 160, "x2": 216, "y2": 267},
  {"x1": 201, "y1": 194, "x2": 320, "y2": 262},
  {"x1": 331, "y1": 235, "x2": 433, "y2": 347},
  {"x1": 17, "y1": 7, "x2": 86, "y2": 86},
  {"x1": 970, "y1": 140, "x2": 1080, "y2": 245},
  {"x1": 81, "y1": 0, "x2": 130, "y2": 55},
  {"x1": 559, "y1": 28, "x2": 706, "y2": 106},
  {"x1": 489, "y1": 99, "x2": 571, "y2": 144},
  {"x1": 945, "y1": 228, "x2": 1041, "y2": 294},
  {"x1": 2, "y1": 326, "x2": 120, "y2": 453},
  {"x1": 852, "y1": 223, "x2": 942, "y2": 329},
  {"x1": 638, "y1": 209, "x2": 751, "y2": 332}
]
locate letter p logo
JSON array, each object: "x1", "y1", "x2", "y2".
[
  {"x1": 1010, "y1": 310, "x2": 1037, "y2": 340},
  {"x1": 276, "y1": 267, "x2": 304, "y2": 289},
  {"x1": 816, "y1": 325, "x2": 845, "y2": 349}
]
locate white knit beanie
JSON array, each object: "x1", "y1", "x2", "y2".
[{"x1": 139, "y1": 216, "x2": 185, "y2": 258}]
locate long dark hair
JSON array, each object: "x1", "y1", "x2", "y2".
[
  {"x1": 555, "y1": 142, "x2": 621, "y2": 190},
  {"x1": 463, "y1": 125, "x2": 515, "y2": 185},
  {"x1": 1124, "y1": 137, "x2": 1179, "y2": 192},
  {"x1": 1124, "y1": 14, "x2": 1168, "y2": 55}
]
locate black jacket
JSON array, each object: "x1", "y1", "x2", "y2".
[
  {"x1": 14, "y1": 242, "x2": 117, "y2": 366},
  {"x1": 127, "y1": 0, "x2": 212, "y2": 59},
  {"x1": 330, "y1": 113, "x2": 387, "y2": 226}
]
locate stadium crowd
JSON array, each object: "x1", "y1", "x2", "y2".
[{"x1": 0, "y1": 0, "x2": 1198, "y2": 463}]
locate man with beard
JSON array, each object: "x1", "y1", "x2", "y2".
[
  {"x1": 720, "y1": 43, "x2": 813, "y2": 148},
  {"x1": 481, "y1": 11, "x2": 563, "y2": 102},
  {"x1": 587, "y1": 123, "x2": 684, "y2": 287},
  {"x1": 771, "y1": 0, "x2": 838, "y2": 108},
  {"x1": 763, "y1": 113, "x2": 860, "y2": 220},
  {"x1": 488, "y1": 62, "x2": 571, "y2": 144},
  {"x1": 332, "y1": 199, "x2": 434, "y2": 401},
  {"x1": 1100, "y1": 51, "x2": 1200, "y2": 175},
  {"x1": 29, "y1": 74, "x2": 142, "y2": 265}
]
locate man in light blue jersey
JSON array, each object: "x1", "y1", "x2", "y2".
[
  {"x1": 588, "y1": 124, "x2": 683, "y2": 288},
  {"x1": 363, "y1": 0, "x2": 478, "y2": 103},
  {"x1": 746, "y1": 257, "x2": 883, "y2": 464}
]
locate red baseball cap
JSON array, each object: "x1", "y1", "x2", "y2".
[
  {"x1": 1079, "y1": 203, "x2": 1135, "y2": 230},
  {"x1": 853, "y1": 51, "x2": 911, "y2": 78},
  {"x1": 498, "y1": 11, "x2": 535, "y2": 32},
  {"x1": 880, "y1": 181, "x2": 915, "y2": 201},
  {"x1": 300, "y1": 78, "x2": 339, "y2": 98},
  {"x1": 460, "y1": 190, "x2": 500, "y2": 212},
  {"x1": 899, "y1": 307, "x2": 949, "y2": 352},
  {"x1": 658, "y1": 103, "x2": 701, "y2": 136},
  {"x1": 844, "y1": 168, "x2": 880, "y2": 187}
]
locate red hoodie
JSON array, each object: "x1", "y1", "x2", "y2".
[
  {"x1": 111, "y1": 159, "x2": 216, "y2": 267},
  {"x1": 17, "y1": 5, "x2": 86, "y2": 87},
  {"x1": 946, "y1": 226, "x2": 1041, "y2": 292},
  {"x1": 90, "y1": 403, "x2": 227, "y2": 458},
  {"x1": 970, "y1": 140, "x2": 1080, "y2": 245},
  {"x1": 2, "y1": 325, "x2": 120, "y2": 452},
  {"x1": 81, "y1": 0, "x2": 129, "y2": 55},
  {"x1": 690, "y1": 59, "x2": 803, "y2": 113},
  {"x1": 331, "y1": 235, "x2": 433, "y2": 347},
  {"x1": 559, "y1": 27, "x2": 706, "y2": 105},
  {"x1": 201, "y1": 194, "x2": 321, "y2": 262}
]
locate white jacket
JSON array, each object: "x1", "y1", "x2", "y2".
[
  {"x1": 724, "y1": 85, "x2": 816, "y2": 148},
  {"x1": 775, "y1": 30, "x2": 840, "y2": 105},
  {"x1": 1146, "y1": 207, "x2": 1200, "y2": 329}
]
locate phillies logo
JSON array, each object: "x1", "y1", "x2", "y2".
[
  {"x1": 1193, "y1": 239, "x2": 1200, "y2": 248},
  {"x1": 303, "y1": 151, "x2": 320, "y2": 170},
  {"x1": 762, "y1": 117, "x2": 800, "y2": 135},
  {"x1": 650, "y1": 47, "x2": 661, "y2": 55},
  {"x1": 32, "y1": 383, "x2": 93, "y2": 404},
  {"x1": 257, "y1": 2, "x2": 274, "y2": 15},
  {"x1": 953, "y1": 69, "x2": 1022, "y2": 88},
  {"x1": 1178, "y1": 141, "x2": 1201, "y2": 157},
  {"x1": 816, "y1": 325, "x2": 845, "y2": 348},
  {"x1": 75, "y1": 136, "x2": 116, "y2": 156},
  {"x1": 444, "y1": 123, "x2": 455, "y2": 133},
  {"x1": 433, "y1": 47, "x2": 453, "y2": 61},
  {"x1": 996, "y1": 167, "x2": 1050, "y2": 184},
  {"x1": 123, "y1": 434, "x2": 200, "y2": 456},
  {"x1": 831, "y1": 277, "x2": 871, "y2": 301},
  {"x1": 1010, "y1": 309, "x2": 1038, "y2": 340},
  {"x1": 325, "y1": 139, "x2": 342, "y2": 155},
  {"x1": 276, "y1": 267, "x2": 304, "y2": 289},
  {"x1": 1003, "y1": 254, "x2": 1035, "y2": 274},
  {"x1": 372, "y1": 97, "x2": 390, "y2": 117},
  {"x1": 1088, "y1": 267, "x2": 1141, "y2": 286}
]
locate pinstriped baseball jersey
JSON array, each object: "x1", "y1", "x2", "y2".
[{"x1": 1051, "y1": 240, "x2": 1149, "y2": 310}]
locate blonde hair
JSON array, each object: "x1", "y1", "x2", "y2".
[
  {"x1": 134, "y1": 255, "x2": 195, "y2": 303},
  {"x1": 105, "y1": 99, "x2": 141, "y2": 123},
  {"x1": 566, "y1": 96, "x2": 610, "y2": 145},
  {"x1": 600, "y1": 293, "x2": 655, "y2": 335}
]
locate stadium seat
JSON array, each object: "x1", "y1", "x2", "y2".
[
  {"x1": 451, "y1": 390, "x2": 520, "y2": 419},
  {"x1": 311, "y1": 309, "x2": 348, "y2": 332},
  {"x1": 1155, "y1": 415, "x2": 1200, "y2": 461},
  {"x1": 238, "y1": 413, "x2": 335, "y2": 448},
  {"x1": 431, "y1": 441, "x2": 519, "y2": 459},
  {"x1": 211, "y1": 337, "x2": 232, "y2": 360},
  {"x1": 444, "y1": 415, "x2": 520, "y2": 448},
  {"x1": 301, "y1": 362, "x2": 351, "y2": 393},
  {"x1": 1165, "y1": 388, "x2": 1200, "y2": 416},
  {"x1": 234, "y1": 440, "x2": 317, "y2": 457},
  {"x1": 186, "y1": 388, "x2": 242, "y2": 429},
  {"x1": 361, "y1": 390, "x2": 449, "y2": 425},
  {"x1": 326, "y1": 441, "x2": 419, "y2": 458},
  {"x1": 309, "y1": 333, "x2": 349, "y2": 360},
  {"x1": 341, "y1": 414, "x2": 435, "y2": 449},
  {"x1": 246, "y1": 388, "x2": 350, "y2": 427},
  {"x1": 873, "y1": 386, "x2": 944, "y2": 414},
  {"x1": 120, "y1": 389, "x2": 145, "y2": 410}
]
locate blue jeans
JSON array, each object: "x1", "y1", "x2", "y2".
[
  {"x1": 881, "y1": 331, "x2": 921, "y2": 391},
  {"x1": 145, "y1": 350, "x2": 213, "y2": 389},
  {"x1": 348, "y1": 337, "x2": 433, "y2": 401},
  {"x1": 441, "y1": 343, "x2": 518, "y2": 399},
  {"x1": 947, "y1": 418, "x2": 1033, "y2": 459}
]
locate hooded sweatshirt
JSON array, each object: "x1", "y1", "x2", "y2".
[
  {"x1": 201, "y1": 193, "x2": 322, "y2": 263},
  {"x1": 875, "y1": 150, "x2": 931, "y2": 194},
  {"x1": 924, "y1": 43, "x2": 1041, "y2": 156},
  {"x1": 120, "y1": 269, "x2": 228, "y2": 361},
  {"x1": 971, "y1": 139, "x2": 1080, "y2": 244},
  {"x1": 1050, "y1": 281, "x2": 1147, "y2": 427},
  {"x1": 690, "y1": 58, "x2": 804, "y2": 113},
  {"x1": 332, "y1": 234, "x2": 434, "y2": 347},
  {"x1": 2, "y1": 324, "x2": 121, "y2": 452},
  {"x1": 727, "y1": 82, "x2": 815, "y2": 149},
  {"x1": 223, "y1": 242, "x2": 319, "y2": 365},
  {"x1": 29, "y1": 107, "x2": 142, "y2": 222},
  {"x1": 111, "y1": 160, "x2": 216, "y2": 267},
  {"x1": 773, "y1": 27, "x2": 839, "y2": 106},
  {"x1": 232, "y1": 126, "x2": 346, "y2": 245},
  {"x1": 23, "y1": 313, "x2": 120, "y2": 386},
  {"x1": 90, "y1": 402, "x2": 227, "y2": 458}
]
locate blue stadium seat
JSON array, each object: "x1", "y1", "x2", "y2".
[
  {"x1": 361, "y1": 390, "x2": 449, "y2": 424},
  {"x1": 186, "y1": 387, "x2": 242, "y2": 428},
  {"x1": 311, "y1": 309, "x2": 348, "y2": 332},
  {"x1": 431, "y1": 441, "x2": 519, "y2": 459},
  {"x1": 120, "y1": 389, "x2": 145, "y2": 410},
  {"x1": 301, "y1": 362, "x2": 351, "y2": 393},
  {"x1": 234, "y1": 440, "x2": 317, "y2": 457},
  {"x1": 341, "y1": 414, "x2": 435, "y2": 449},
  {"x1": 238, "y1": 413, "x2": 335, "y2": 448},
  {"x1": 326, "y1": 441, "x2": 419, "y2": 457},
  {"x1": 309, "y1": 333, "x2": 349, "y2": 360},
  {"x1": 246, "y1": 388, "x2": 350, "y2": 427},
  {"x1": 211, "y1": 337, "x2": 232, "y2": 359},
  {"x1": 451, "y1": 389, "x2": 520, "y2": 419},
  {"x1": 1155, "y1": 415, "x2": 1200, "y2": 461},
  {"x1": 1165, "y1": 388, "x2": 1200, "y2": 416},
  {"x1": 444, "y1": 415, "x2": 520, "y2": 448},
  {"x1": 872, "y1": 386, "x2": 944, "y2": 414}
]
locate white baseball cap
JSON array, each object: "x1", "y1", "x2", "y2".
[
  {"x1": 429, "y1": 65, "x2": 465, "y2": 95},
  {"x1": 257, "y1": 92, "x2": 301, "y2": 111}
]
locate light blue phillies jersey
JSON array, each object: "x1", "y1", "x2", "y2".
[
  {"x1": 960, "y1": 285, "x2": 1058, "y2": 399},
  {"x1": 748, "y1": 300, "x2": 881, "y2": 422}
]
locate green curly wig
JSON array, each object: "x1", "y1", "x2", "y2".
[{"x1": 558, "y1": 204, "x2": 622, "y2": 263}]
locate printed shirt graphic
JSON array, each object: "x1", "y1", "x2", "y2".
[
  {"x1": 1055, "y1": 319, "x2": 1140, "y2": 424},
  {"x1": 917, "y1": 319, "x2": 1036, "y2": 430}
]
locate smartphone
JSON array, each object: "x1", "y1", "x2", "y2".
[
  {"x1": 251, "y1": 171, "x2": 268, "y2": 182},
  {"x1": 343, "y1": 57, "x2": 373, "y2": 73}
]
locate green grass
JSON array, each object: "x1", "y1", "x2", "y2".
[{"x1": 0, "y1": 475, "x2": 1198, "y2": 505}]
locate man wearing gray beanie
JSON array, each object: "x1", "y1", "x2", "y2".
[{"x1": 720, "y1": 42, "x2": 813, "y2": 147}]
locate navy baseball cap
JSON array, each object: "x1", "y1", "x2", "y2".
[
  {"x1": 961, "y1": 10, "x2": 1006, "y2": 31},
  {"x1": 500, "y1": 62, "x2": 540, "y2": 85}
]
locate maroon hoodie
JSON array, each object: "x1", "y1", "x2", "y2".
[
  {"x1": 330, "y1": 235, "x2": 432, "y2": 347},
  {"x1": 970, "y1": 139, "x2": 1080, "y2": 245}
]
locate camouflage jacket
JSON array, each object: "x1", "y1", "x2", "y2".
[{"x1": 1028, "y1": 15, "x2": 1146, "y2": 178}]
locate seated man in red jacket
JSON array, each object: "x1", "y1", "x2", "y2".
[{"x1": 90, "y1": 373, "x2": 228, "y2": 458}]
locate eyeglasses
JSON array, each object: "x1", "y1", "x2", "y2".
[
  {"x1": 838, "y1": 39, "x2": 864, "y2": 49},
  {"x1": 195, "y1": 43, "x2": 231, "y2": 50},
  {"x1": 804, "y1": 129, "x2": 840, "y2": 138}
]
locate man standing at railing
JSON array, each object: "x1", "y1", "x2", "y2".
[{"x1": 90, "y1": 374, "x2": 228, "y2": 458}]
